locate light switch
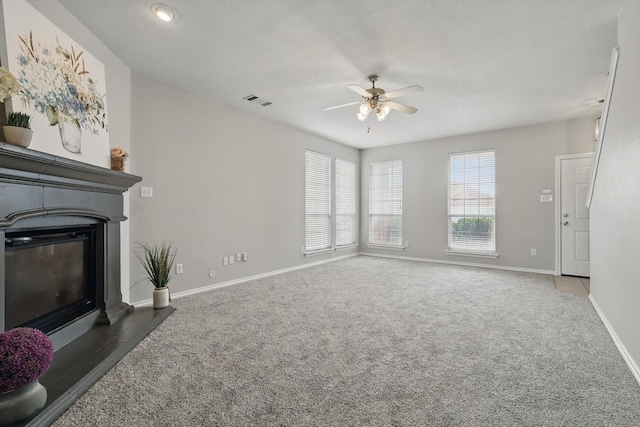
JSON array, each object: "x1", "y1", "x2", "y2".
[
  {"x1": 540, "y1": 194, "x2": 553, "y2": 203},
  {"x1": 140, "y1": 186, "x2": 153, "y2": 198}
]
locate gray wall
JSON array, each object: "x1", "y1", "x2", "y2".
[
  {"x1": 128, "y1": 74, "x2": 359, "y2": 303},
  {"x1": 360, "y1": 118, "x2": 596, "y2": 272},
  {"x1": 590, "y1": 0, "x2": 640, "y2": 377}
]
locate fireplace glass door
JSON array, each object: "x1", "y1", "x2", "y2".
[{"x1": 5, "y1": 226, "x2": 97, "y2": 333}]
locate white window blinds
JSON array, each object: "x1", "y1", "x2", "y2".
[
  {"x1": 335, "y1": 158, "x2": 356, "y2": 246},
  {"x1": 369, "y1": 159, "x2": 403, "y2": 246},
  {"x1": 305, "y1": 151, "x2": 332, "y2": 251},
  {"x1": 448, "y1": 150, "x2": 495, "y2": 252}
]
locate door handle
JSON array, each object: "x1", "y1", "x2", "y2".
[{"x1": 563, "y1": 221, "x2": 569, "y2": 226}]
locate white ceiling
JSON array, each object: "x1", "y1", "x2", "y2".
[{"x1": 59, "y1": 0, "x2": 621, "y2": 149}]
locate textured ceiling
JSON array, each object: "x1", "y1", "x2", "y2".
[{"x1": 59, "y1": 0, "x2": 622, "y2": 149}]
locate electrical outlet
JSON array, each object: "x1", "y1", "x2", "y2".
[
  {"x1": 236, "y1": 253, "x2": 242, "y2": 262},
  {"x1": 229, "y1": 255, "x2": 234, "y2": 265},
  {"x1": 223, "y1": 256, "x2": 228, "y2": 266},
  {"x1": 176, "y1": 263, "x2": 183, "y2": 274},
  {"x1": 530, "y1": 248, "x2": 537, "y2": 256},
  {"x1": 242, "y1": 252, "x2": 248, "y2": 262},
  {"x1": 300, "y1": 246, "x2": 305, "y2": 253}
]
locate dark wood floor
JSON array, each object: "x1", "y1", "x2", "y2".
[{"x1": 19, "y1": 306, "x2": 175, "y2": 427}]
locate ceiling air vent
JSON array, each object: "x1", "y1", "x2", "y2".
[{"x1": 243, "y1": 94, "x2": 272, "y2": 107}]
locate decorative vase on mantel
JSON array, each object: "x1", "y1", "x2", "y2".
[{"x1": 2, "y1": 125, "x2": 33, "y2": 148}]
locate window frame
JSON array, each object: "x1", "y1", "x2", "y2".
[
  {"x1": 304, "y1": 151, "x2": 358, "y2": 256},
  {"x1": 335, "y1": 158, "x2": 357, "y2": 248},
  {"x1": 305, "y1": 150, "x2": 332, "y2": 254},
  {"x1": 368, "y1": 159, "x2": 404, "y2": 249},
  {"x1": 446, "y1": 149, "x2": 498, "y2": 258}
]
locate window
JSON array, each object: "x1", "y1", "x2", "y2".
[
  {"x1": 335, "y1": 158, "x2": 356, "y2": 246},
  {"x1": 369, "y1": 159, "x2": 403, "y2": 247},
  {"x1": 448, "y1": 150, "x2": 495, "y2": 253},
  {"x1": 305, "y1": 152, "x2": 357, "y2": 254},
  {"x1": 305, "y1": 151, "x2": 331, "y2": 252}
]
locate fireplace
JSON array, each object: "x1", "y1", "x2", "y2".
[
  {"x1": 0, "y1": 142, "x2": 141, "y2": 349},
  {"x1": 5, "y1": 225, "x2": 98, "y2": 333}
]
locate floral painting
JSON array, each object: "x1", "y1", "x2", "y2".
[{"x1": 1, "y1": 0, "x2": 109, "y2": 167}]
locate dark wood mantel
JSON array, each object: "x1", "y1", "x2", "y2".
[{"x1": 0, "y1": 142, "x2": 140, "y2": 191}]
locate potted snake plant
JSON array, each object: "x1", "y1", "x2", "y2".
[{"x1": 134, "y1": 242, "x2": 176, "y2": 309}]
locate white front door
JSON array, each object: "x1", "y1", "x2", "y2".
[{"x1": 560, "y1": 156, "x2": 593, "y2": 277}]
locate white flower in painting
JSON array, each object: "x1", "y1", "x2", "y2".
[{"x1": 0, "y1": 67, "x2": 20, "y2": 102}]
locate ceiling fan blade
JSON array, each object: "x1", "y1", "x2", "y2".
[
  {"x1": 322, "y1": 100, "x2": 363, "y2": 111},
  {"x1": 347, "y1": 84, "x2": 372, "y2": 98},
  {"x1": 384, "y1": 85, "x2": 424, "y2": 99},
  {"x1": 386, "y1": 101, "x2": 418, "y2": 114}
]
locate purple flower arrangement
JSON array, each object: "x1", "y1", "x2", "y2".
[{"x1": 0, "y1": 327, "x2": 54, "y2": 394}]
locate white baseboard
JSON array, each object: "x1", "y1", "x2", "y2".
[
  {"x1": 588, "y1": 295, "x2": 640, "y2": 386},
  {"x1": 132, "y1": 252, "x2": 359, "y2": 308},
  {"x1": 358, "y1": 252, "x2": 556, "y2": 275}
]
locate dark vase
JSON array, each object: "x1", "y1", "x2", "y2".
[{"x1": 0, "y1": 380, "x2": 47, "y2": 426}]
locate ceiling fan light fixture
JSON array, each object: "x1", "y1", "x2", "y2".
[
  {"x1": 323, "y1": 75, "x2": 422, "y2": 122},
  {"x1": 375, "y1": 103, "x2": 390, "y2": 121},
  {"x1": 151, "y1": 3, "x2": 176, "y2": 22}
]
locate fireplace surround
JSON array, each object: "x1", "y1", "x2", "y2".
[{"x1": 0, "y1": 142, "x2": 141, "y2": 349}]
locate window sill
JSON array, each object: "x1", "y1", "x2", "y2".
[
  {"x1": 303, "y1": 248, "x2": 334, "y2": 257},
  {"x1": 445, "y1": 250, "x2": 499, "y2": 259},
  {"x1": 367, "y1": 244, "x2": 405, "y2": 251},
  {"x1": 335, "y1": 244, "x2": 358, "y2": 252}
]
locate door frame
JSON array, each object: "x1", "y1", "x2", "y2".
[{"x1": 555, "y1": 152, "x2": 594, "y2": 275}]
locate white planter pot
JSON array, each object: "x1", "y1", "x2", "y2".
[
  {"x1": 3, "y1": 126, "x2": 33, "y2": 148},
  {"x1": 153, "y1": 287, "x2": 170, "y2": 309}
]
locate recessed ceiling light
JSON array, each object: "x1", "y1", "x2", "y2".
[{"x1": 151, "y1": 3, "x2": 175, "y2": 22}]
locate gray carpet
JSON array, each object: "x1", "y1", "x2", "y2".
[{"x1": 54, "y1": 256, "x2": 640, "y2": 426}]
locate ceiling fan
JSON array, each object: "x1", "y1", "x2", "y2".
[{"x1": 323, "y1": 75, "x2": 423, "y2": 122}]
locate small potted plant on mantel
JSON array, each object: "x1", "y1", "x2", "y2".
[
  {"x1": 134, "y1": 242, "x2": 177, "y2": 309},
  {"x1": 0, "y1": 327, "x2": 54, "y2": 426},
  {"x1": 3, "y1": 111, "x2": 33, "y2": 148},
  {"x1": 0, "y1": 66, "x2": 33, "y2": 148}
]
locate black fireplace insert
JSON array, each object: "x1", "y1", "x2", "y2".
[{"x1": 4, "y1": 225, "x2": 97, "y2": 333}]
